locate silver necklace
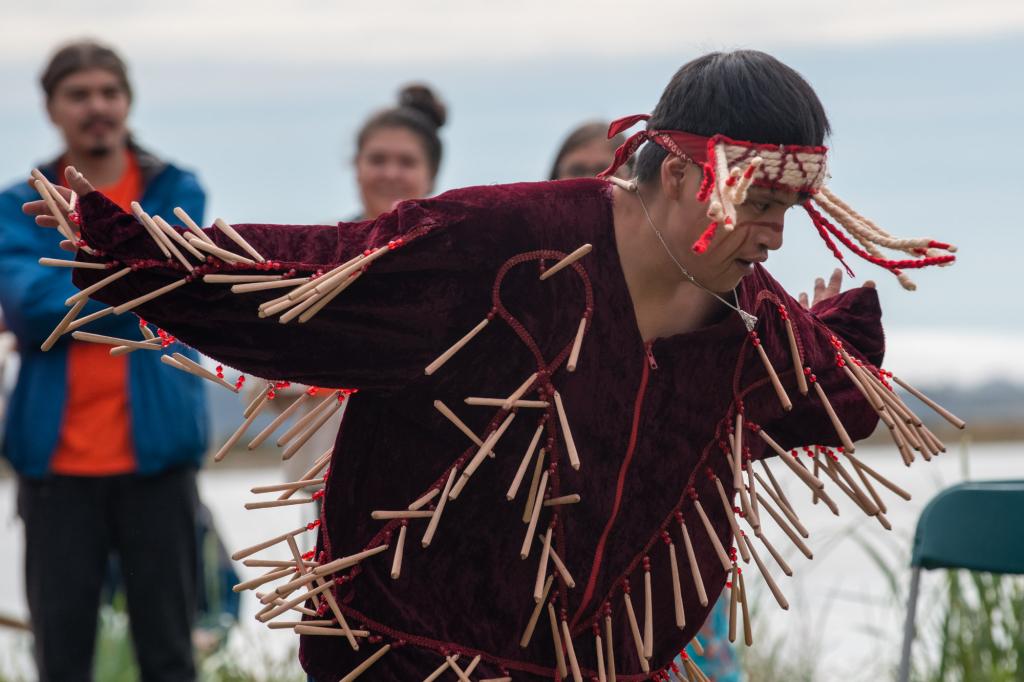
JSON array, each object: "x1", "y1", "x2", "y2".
[{"x1": 635, "y1": 184, "x2": 759, "y2": 332}]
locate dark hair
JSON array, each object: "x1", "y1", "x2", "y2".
[
  {"x1": 356, "y1": 84, "x2": 447, "y2": 178},
  {"x1": 548, "y1": 121, "x2": 628, "y2": 180},
  {"x1": 635, "y1": 50, "x2": 830, "y2": 183},
  {"x1": 40, "y1": 40, "x2": 132, "y2": 101}
]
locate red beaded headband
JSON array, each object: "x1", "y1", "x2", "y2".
[{"x1": 597, "y1": 114, "x2": 956, "y2": 290}]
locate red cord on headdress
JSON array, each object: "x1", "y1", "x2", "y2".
[{"x1": 803, "y1": 201, "x2": 956, "y2": 273}]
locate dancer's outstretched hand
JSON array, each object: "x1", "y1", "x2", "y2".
[
  {"x1": 798, "y1": 268, "x2": 875, "y2": 309},
  {"x1": 21, "y1": 166, "x2": 95, "y2": 228}
]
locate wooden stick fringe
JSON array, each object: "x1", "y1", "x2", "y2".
[{"x1": 539, "y1": 244, "x2": 592, "y2": 280}]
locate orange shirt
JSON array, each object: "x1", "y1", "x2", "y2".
[{"x1": 50, "y1": 151, "x2": 143, "y2": 476}]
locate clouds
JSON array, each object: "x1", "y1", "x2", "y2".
[{"x1": 2, "y1": 0, "x2": 1023, "y2": 67}]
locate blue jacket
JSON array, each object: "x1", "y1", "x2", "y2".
[{"x1": 0, "y1": 145, "x2": 209, "y2": 477}]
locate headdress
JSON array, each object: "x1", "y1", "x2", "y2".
[{"x1": 598, "y1": 115, "x2": 956, "y2": 290}]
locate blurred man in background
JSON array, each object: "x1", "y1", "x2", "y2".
[{"x1": 0, "y1": 40, "x2": 208, "y2": 681}]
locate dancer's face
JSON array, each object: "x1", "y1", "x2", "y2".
[
  {"x1": 355, "y1": 126, "x2": 433, "y2": 220},
  {"x1": 659, "y1": 158, "x2": 799, "y2": 292},
  {"x1": 47, "y1": 68, "x2": 130, "y2": 158}
]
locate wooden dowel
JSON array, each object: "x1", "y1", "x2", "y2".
[
  {"x1": 743, "y1": 532, "x2": 789, "y2": 609},
  {"x1": 811, "y1": 381, "x2": 856, "y2": 453},
  {"x1": 754, "y1": 343, "x2": 792, "y2": 411},
  {"x1": 733, "y1": 413, "x2": 744, "y2": 490},
  {"x1": 728, "y1": 564, "x2": 738, "y2": 642},
  {"x1": 464, "y1": 397, "x2": 548, "y2": 408},
  {"x1": 173, "y1": 206, "x2": 215, "y2": 244},
  {"x1": 244, "y1": 497, "x2": 314, "y2": 510},
  {"x1": 783, "y1": 317, "x2": 809, "y2": 395},
  {"x1": 679, "y1": 518, "x2": 708, "y2": 606},
  {"x1": 758, "y1": 431, "x2": 824, "y2": 491},
  {"x1": 228, "y1": 278, "x2": 303, "y2": 295},
  {"x1": 277, "y1": 391, "x2": 339, "y2": 445},
  {"x1": 41, "y1": 300, "x2": 86, "y2": 351},
  {"x1": 536, "y1": 536, "x2": 575, "y2": 588},
  {"x1": 622, "y1": 588, "x2": 649, "y2": 671},
  {"x1": 408, "y1": 488, "x2": 440, "y2": 511},
  {"x1": 451, "y1": 411, "x2": 516, "y2": 499},
  {"x1": 667, "y1": 541, "x2": 685, "y2": 629},
  {"x1": 891, "y1": 375, "x2": 966, "y2": 429},
  {"x1": 293, "y1": 625, "x2": 369, "y2": 638},
  {"x1": 390, "y1": 524, "x2": 407, "y2": 579},
  {"x1": 595, "y1": 632, "x2": 607, "y2": 682},
  {"x1": 65, "y1": 305, "x2": 113, "y2": 332},
  {"x1": 258, "y1": 288, "x2": 312, "y2": 317},
  {"x1": 265, "y1": 619, "x2": 334, "y2": 629},
  {"x1": 114, "y1": 278, "x2": 189, "y2": 315},
  {"x1": 131, "y1": 202, "x2": 176, "y2": 260},
  {"x1": 34, "y1": 179, "x2": 76, "y2": 242},
  {"x1": 447, "y1": 655, "x2": 479, "y2": 682},
  {"x1": 566, "y1": 317, "x2": 587, "y2": 372},
  {"x1": 233, "y1": 566, "x2": 295, "y2": 592},
  {"x1": 753, "y1": 469, "x2": 809, "y2": 535},
  {"x1": 534, "y1": 525, "x2": 552, "y2": 603},
  {"x1": 249, "y1": 391, "x2": 311, "y2": 450},
  {"x1": 338, "y1": 644, "x2": 391, "y2": 682},
  {"x1": 754, "y1": 491, "x2": 813, "y2": 560},
  {"x1": 521, "y1": 445, "x2": 548, "y2": 521},
  {"x1": 433, "y1": 400, "x2": 487, "y2": 450},
  {"x1": 847, "y1": 454, "x2": 911, "y2": 500},
  {"x1": 507, "y1": 423, "x2": 544, "y2": 500},
  {"x1": 231, "y1": 525, "x2": 309, "y2": 561},
  {"x1": 543, "y1": 494, "x2": 580, "y2": 507},
  {"x1": 715, "y1": 477, "x2": 749, "y2": 562},
  {"x1": 281, "y1": 397, "x2": 344, "y2": 460},
  {"x1": 153, "y1": 215, "x2": 206, "y2": 261},
  {"x1": 66, "y1": 266, "x2": 132, "y2": 305},
  {"x1": 38, "y1": 257, "x2": 107, "y2": 269},
  {"x1": 187, "y1": 236, "x2": 255, "y2": 265},
  {"x1": 738, "y1": 567, "x2": 753, "y2": 645},
  {"x1": 423, "y1": 655, "x2": 458, "y2": 682},
  {"x1": 562, "y1": 618, "x2": 584, "y2": 682},
  {"x1": 31, "y1": 169, "x2": 71, "y2": 212},
  {"x1": 285, "y1": 536, "x2": 320, "y2": 609},
  {"x1": 371, "y1": 510, "x2": 434, "y2": 520},
  {"x1": 244, "y1": 559, "x2": 315, "y2": 569},
  {"x1": 553, "y1": 390, "x2": 581, "y2": 470},
  {"x1": 753, "y1": 529, "x2": 793, "y2": 576},
  {"x1": 257, "y1": 578, "x2": 338, "y2": 621},
  {"x1": 82, "y1": 324, "x2": 146, "y2": 352},
  {"x1": 169, "y1": 352, "x2": 238, "y2": 392},
  {"x1": 251, "y1": 478, "x2": 323, "y2": 494},
  {"x1": 737, "y1": 477, "x2": 759, "y2": 531},
  {"x1": 694, "y1": 499, "x2": 732, "y2": 572},
  {"x1": 519, "y1": 575, "x2": 553, "y2": 647},
  {"x1": 539, "y1": 244, "x2": 592, "y2": 280},
  {"x1": 502, "y1": 372, "x2": 539, "y2": 411},
  {"x1": 604, "y1": 615, "x2": 617, "y2": 682},
  {"x1": 278, "y1": 448, "x2": 332, "y2": 500},
  {"x1": 204, "y1": 274, "x2": 282, "y2": 284},
  {"x1": 547, "y1": 603, "x2": 569, "y2": 678},
  {"x1": 421, "y1": 469, "x2": 456, "y2": 548},
  {"x1": 299, "y1": 271, "x2": 362, "y2": 323},
  {"x1": 643, "y1": 565, "x2": 654, "y2": 659},
  {"x1": 759, "y1": 455, "x2": 797, "y2": 516},
  {"x1": 425, "y1": 318, "x2": 489, "y2": 375},
  {"x1": 214, "y1": 218, "x2": 265, "y2": 262},
  {"x1": 215, "y1": 393, "x2": 268, "y2": 461},
  {"x1": 313, "y1": 544, "x2": 389, "y2": 577},
  {"x1": 520, "y1": 471, "x2": 549, "y2": 559}
]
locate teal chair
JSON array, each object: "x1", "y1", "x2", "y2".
[{"x1": 897, "y1": 480, "x2": 1024, "y2": 682}]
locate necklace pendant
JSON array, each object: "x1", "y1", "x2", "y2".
[{"x1": 738, "y1": 310, "x2": 758, "y2": 332}]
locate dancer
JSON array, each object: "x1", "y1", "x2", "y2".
[{"x1": 26, "y1": 50, "x2": 961, "y2": 681}]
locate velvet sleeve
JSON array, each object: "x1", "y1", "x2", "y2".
[
  {"x1": 71, "y1": 190, "x2": 504, "y2": 393},
  {"x1": 766, "y1": 286, "x2": 885, "y2": 449}
]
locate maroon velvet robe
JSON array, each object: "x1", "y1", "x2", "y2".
[{"x1": 74, "y1": 179, "x2": 882, "y2": 680}]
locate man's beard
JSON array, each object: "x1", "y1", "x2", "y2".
[{"x1": 84, "y1": 143, "x2": 114, "y2": 158}]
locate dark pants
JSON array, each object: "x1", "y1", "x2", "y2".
[{"x1": 17, "y1": 467, "x2": 199, "y2": 682}]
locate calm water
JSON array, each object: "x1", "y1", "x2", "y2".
[{"x1": 0, "y1": 439, "x2": 1019, "y2": 679}]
